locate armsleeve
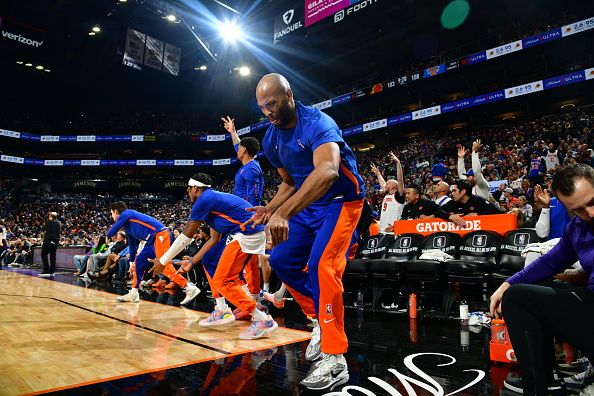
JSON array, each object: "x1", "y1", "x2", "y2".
[
  {"x1": 535, "y1": 208, "x2": 551, "y2": 238},
  {"x1": 107, "y1": 211, "x2": 129, "y2": 238},
  {"x1": 507, "y1": 225, "x2": 578, "y2": 285},
  {"x1": 457, "y1": 157, "x2": 467, "y2": 180}
]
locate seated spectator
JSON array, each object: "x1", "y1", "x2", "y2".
[
  {"x1": 433, "y1": 181, "x2": 459, "y2": 213},
  {"x1": 400, "y1": 184, "x2": 466, "y2": 225},
  {"x1": 450, "y1": 180, "x2": 502, "y2": 216},
  {"x1": 90, "y1": 231, "x2": 127, "y2": 279}
]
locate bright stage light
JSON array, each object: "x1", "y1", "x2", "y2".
[
  {"x1": 88, "y1": 32, "x2": 96, "y2": 36},
  {"x1": 238, "y1": 66, "x2": 250, "y2": 76},
  {"x1": 92, "y1": 26, "x2": 101, "y2": 33},
  {"x1": 218, "y1": 21, "x2": 243, "y2": 42},
  {"x1": 36, "y1": 65, "x2": 44, "y2": 70},
  {"x1": 25, "y1": 63, "x2": 33, "y2": 67},
  {"x1": 166, "y1": 14, "x2": 177, "y2": 22}
]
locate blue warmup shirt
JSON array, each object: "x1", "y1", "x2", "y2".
[
  {"x1": 548, "y1": 197, "x2": 571, "y2": 239},
  {"x1": 233, "y1": 146, "x2": 264, "y2": 206},
  {"x1": 262, "y1": 101, "x2": 365, "y2": 203},
  {"x1": 107, "y1": 209, "x2": 167, "y2": 262},
  {"x1": 190, "y1": 189, "x2": 265, "y2": 235}
]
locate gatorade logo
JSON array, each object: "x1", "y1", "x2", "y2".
[{"x1": 505, "y1": 349, "x2": 517, "y2": 362}]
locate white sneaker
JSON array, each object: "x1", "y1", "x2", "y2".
[
  {"x1": 564, "y1": 364, "x2": 594, "y2": 390},
  {"x1": 180, "y1": 283, "x2": 201, "y2": 305},
  {"x1": 116, "y1": 289, "x2": 140, "y2": 303},
  {"x1": 305, "y1": 319, "x2": 321, "y2": 361},
  {"x1": 199, "y1": 307, "x2": 236, "y2": 326},
  {"x1": 300, "y1": 353, "x2": 349, "y2": 391}
]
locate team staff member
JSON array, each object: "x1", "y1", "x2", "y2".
[
  {"x1": 38, "y1": 212, "x2": 61, "y2": 277},
  {"x1": 490, "y1": 164, "x2": 594, "y2": 394},
  {"x1": 148, "y1": 174, "x2": 277, "y2": 340},
  {"x1": 450, "y1": 180, "x2": 503, "y2": 216},
  {"x1": 401, "y1": 185, "x2": 466, "y2": 225},
  {"x1": 246, "y1": 73, "x2": 364, "y2": 391},
  {"x1": 107, "y1": 202, "x2": 200, "y2": 304}
]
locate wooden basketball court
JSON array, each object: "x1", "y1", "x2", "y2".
[{"x1": 0, "y1": 270, "x2": 311, "y2": 395}]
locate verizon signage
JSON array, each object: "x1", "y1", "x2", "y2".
[
  {"x1": 0, "y1": 17, "x2": 46, "y2": 48},
  {"x1": 273, "y1": 6, "x2": 304, "y2": 43}
]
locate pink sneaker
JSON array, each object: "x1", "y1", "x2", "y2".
[
  {"x1": 263, "y1": 291, "x2": 285, "y2": 309},
  {"x1": 239, "y1": 315, "x2": 278, "y2": 340},
  {"x1": 199, "y1": 307, "x2": 235, "y2": 327}
]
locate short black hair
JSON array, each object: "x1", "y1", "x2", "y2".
[
  {"x1": 109, "y1": 201, "x2": 127, "y2": 214},
  {"x1": 406, "y1": 184, "x2": 421, "y2": 195},
  {"x1": 454, "y1": 180, "x2": 472, "y2": 196},
  {"x1": 551, "y1": 164, "x2": 594, "y2": 196},
  {"x1": 190, "y1": 173, "x2": 213, "y2": 188},
  {"x1": 200, "y1": 225, "x2": 210, "y2": 235},
  {"x1": 239, "y1": 137, "x2": 260, "y2": 157}
]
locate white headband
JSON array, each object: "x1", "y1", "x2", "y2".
[{"x1": 188, "y1": 178, "x2": 211, "y2": 188}]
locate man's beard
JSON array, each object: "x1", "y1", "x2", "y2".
[{"x1": 277, "y1": 100, "x2": 294, "y2": 128}]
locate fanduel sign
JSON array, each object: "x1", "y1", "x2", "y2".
[
  {"x1": 1, "y1": 30, "x2": 43, "y2": 47},
  {"x1": 273, "y1": 6, "x2": 304, "y2": 43},
  {"x1": 334, "y1": 0, "x2": 380, "y2": 23}
]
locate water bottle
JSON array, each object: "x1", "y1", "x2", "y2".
[
  {"x1": 409, "y1": 293, "x2": 417, "y2": 319},
  {"x1": 356, "y1": 290, "x2": 364, "y2": 311},
  {"x1": 459, "y1": 300, "x2": 469, "y2": 325}
]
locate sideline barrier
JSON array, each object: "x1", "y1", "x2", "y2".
[{"x1": 393, "y1": 214, "x2": 518, "y2": 237}]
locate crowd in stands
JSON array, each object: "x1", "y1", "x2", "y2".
[{"x1": 0, "y1": 106, "x2": 592, "y2": 254}]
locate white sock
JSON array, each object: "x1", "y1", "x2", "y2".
[
  {"x1": 216, "y1": 297, "x2": 228, "y2": 311},
  {"x1": 274, "y1": 284, "x2": 287, "y2": 300},
  {"x1": 263, "y1": 282, "x2": 270, "y2": 292},
  {"x1": 251, "y1": 306, "x2": 268, "y2": 321},
  {"x1": 131, "y1": 288, "x2": 138, "y2": 294}
]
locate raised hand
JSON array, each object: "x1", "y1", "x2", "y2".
[
  {"x1": 243, "y1": 206, "x2": 271, "y2": 228},
  {"x1": 370, "y1": 162, "x2": 380, "y2": 175},
  {"x1": 533, "y1": 184, "x2": 551, "y2": 208},
  {"x1": 220, "y1": 116, "x2": 237, "y2": 134},
  {"x1": 472, "y1": 139, "x2": 483, "y2": 153},
  {"x1": 457, "y1": 145, "x2": 466, "y2": 158},
  {"x1": 389, "y1": 151, "x2": 400, "y2": 163}
]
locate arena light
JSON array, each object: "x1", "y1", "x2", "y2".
[
  {"x1": 88, "y1": 32, "x2": 96, "y2": 36},
  {"x1": 44, "y1": 69, "x2": 51, "y2": 72},
  {"x1": 166, "y1": 14, "x2": 177, "y2": 22},
  {"x1": 119, "y1": 0, "x2": 127, "y2": 2},
  {"x1": 194, "y1": 65, "x2": 207, "y2": 71},
  {"x1": 16, "y1": 61, "x2": 23, "y2": 64},
  {"x1": 25, "y1": 63, "x2": 32, "y2": 67},
  {"x1": 218, "y1": 20, "x2": 243, "y2": 42},
  {"x1": 561, "y1": 103, "x2": 576, "y2": 109},
  {"x1": 238, "y1": 66, "x2": 250, "y2": 76},
  {"x1": 92, "y1": 26, "x2": 101, "y2": 33},
  {"x1": 35, "y1": 65, "x2": 44, "y2": 70}
]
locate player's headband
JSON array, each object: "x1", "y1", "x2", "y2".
[{"x1": 188, "y1": 178, "x2": 211, "y2": 188}]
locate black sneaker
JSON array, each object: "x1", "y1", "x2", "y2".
[{"x1": 504, "y1": 375, "x2": 566, "y2": 394}]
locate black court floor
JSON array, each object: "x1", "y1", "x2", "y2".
[{"x1": 2, "y1": 268, "x2": 543, "y2": 395}]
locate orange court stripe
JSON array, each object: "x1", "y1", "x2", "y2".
[
  {"x1": 129, "y1": 218, "x2": 156, "y2": 231},
  {"x1": 211, "y1": 210, "x2": 246, "y2": 231},
  {"x1": 340, "y1": 162, "x2": 361, "y2": 196}
]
